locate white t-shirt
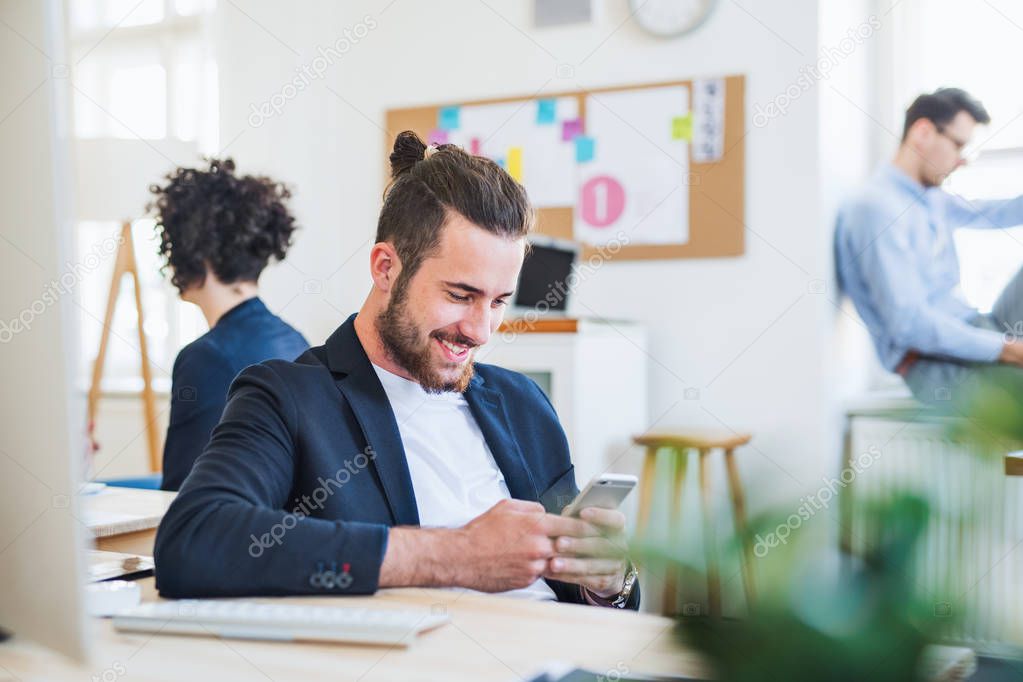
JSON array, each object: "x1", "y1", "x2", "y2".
[{"x1": 372, "y1": 363, "x2": 557, "y2": 601}]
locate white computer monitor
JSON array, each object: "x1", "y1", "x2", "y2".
[{"x1": 0, "y1": 0, "x2": 91, "y2": 662}]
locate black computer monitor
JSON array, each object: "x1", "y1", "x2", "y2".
[{"x1": 513, "y1": 237, "x2": 579, "y2": 314}]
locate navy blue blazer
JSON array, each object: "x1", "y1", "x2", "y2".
[
  {"x1": 154, "y1": 314, "x2": 639, "y2": 609},
  {"x1": 161, "y1": 297, "x2": 308, "y2": 491}
]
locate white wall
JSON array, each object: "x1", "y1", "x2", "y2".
[
  {"x1": 211, "y1": 2, "x2": 345, "y2": 343},
  {"x1": 820, "y1": 0, "x2": 897, "y2": 404},
  {"x1": 213, "y1": 0, "x2": 850, "y2": 505}
]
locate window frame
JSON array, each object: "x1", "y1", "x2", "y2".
[{"x1": 67, "y1": 0, "x2": 216, "y2": 393}]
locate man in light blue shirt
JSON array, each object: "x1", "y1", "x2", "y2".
[{"x1": 836, "y1": 88, "x2": 1023, "y2": 404}]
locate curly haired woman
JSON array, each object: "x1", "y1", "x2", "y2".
[{"x1": 149, "y1": 158, "x2": 309, "y2": 490}]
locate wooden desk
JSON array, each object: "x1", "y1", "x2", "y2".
[
  {"x1": 0, "y1": 578, "x2": 709, "y2": 681},
  {"x1": 82, "y1": 487, "x2": 176, "y2": 556}
]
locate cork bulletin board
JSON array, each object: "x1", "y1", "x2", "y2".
[{"x1": 385, "y1": 75, "x2": 745, "y2": 261}]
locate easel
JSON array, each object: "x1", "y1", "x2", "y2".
[{"x1": 87, "y1": 220, "x2": 161, "y2": 473}]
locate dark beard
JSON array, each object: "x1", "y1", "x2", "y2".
[{"x1": 376, "y1": 282, "x2": 475, "y2": 394}]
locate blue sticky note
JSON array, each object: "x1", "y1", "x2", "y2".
[
  {"x1": 536, "y1": 99, "x2": 556, "y2": 124},
  {"x1": 438, "y1": 106, "x2": 460, "y2": 131},
  {"x1": 575, "y1": 135, "x2": 595, "y2": 162}
]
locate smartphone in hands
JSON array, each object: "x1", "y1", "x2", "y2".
[{"x1": 560, "y1": 473, "x2": 637, "y2": 517}]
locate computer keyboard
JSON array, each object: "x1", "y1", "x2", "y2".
[{"x1": 112, "y1": 599, "x2": 450, "y2": 647}]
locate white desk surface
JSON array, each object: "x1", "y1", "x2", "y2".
[{"x1": 0, "y1": 578, "x2": 708, "y2": 681}]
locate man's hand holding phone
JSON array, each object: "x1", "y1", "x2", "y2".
[
  {"x1": 544, "y1": 473, "x2": 637, "y2": 599},
  {"x1": 383, "y1": 474, "x2": 637, "y2": 601},
  {"x1": 544, "y1": 505, "x2": 629, "y2": 598}
]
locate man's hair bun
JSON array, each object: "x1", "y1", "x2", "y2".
[{"x1": 389, "y1": 130, "x2": 429, "y2": 179}]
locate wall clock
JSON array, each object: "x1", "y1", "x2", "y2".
[{"x1": 630, "y1": 0, "x2": 717, "y2": 38}]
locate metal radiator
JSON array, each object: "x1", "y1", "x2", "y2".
[{"x1": 842, "y1": 413, "x2": 1023, "y2": 653}]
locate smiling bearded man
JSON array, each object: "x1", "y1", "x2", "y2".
[{"x1": 154, "y1": 131, "x2": 640, "y2": 610}]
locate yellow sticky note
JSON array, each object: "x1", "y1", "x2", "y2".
[
  {"x1": 672, "y1": 114, "x2": 693, "y2": 141},
  {"x1": 507, "y1": 147, "x2": 523, "y2": 182}
]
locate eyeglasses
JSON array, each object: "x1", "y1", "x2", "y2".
[{"x1": 935, "y1": 125, "x2": 976, "y2": 160}]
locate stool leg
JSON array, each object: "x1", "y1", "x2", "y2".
[
  {"x1": 636, "y1": 447, "x2": 658, "y2": 538},
  {"x1": 663, "y1": 449, "x2": 688, "y2": 615},
  {"x1": 839, "y1": 423, "x2": 855, "y2": 556},
  {"x1": 724, "y1": 447, "x2": 756, "y2": 609},
  {"x1": 700, "y1": 448, "x2": 721, "y2": 617}
]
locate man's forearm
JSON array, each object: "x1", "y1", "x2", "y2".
[{"x1": 378, "y1": 526, "x2": 467, "y2": 588}]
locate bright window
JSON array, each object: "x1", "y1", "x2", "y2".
[
  {"x1": 890, "y1": 0, "x2": 1023, "y2": 313},
  {"x1": 68, "y1": 0, "x2": 217, "y2": 392}
]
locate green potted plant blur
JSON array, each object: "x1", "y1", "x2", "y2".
[
  {"x1": 630, "y1": 368, "x2": 1023, "y2": 682},
  {"x1": 628, "y1": 367, "x2": 1023, "y2": 680},
  {"x1": 637, "y1": 493, "x2": 947, "y2": 681}
]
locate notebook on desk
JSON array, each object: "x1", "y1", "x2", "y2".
[{"x1": 88, "y1": 550, "x2": 154, "y2": 582}]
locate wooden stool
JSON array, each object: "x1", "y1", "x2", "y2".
[
  {"x1": 633, "y1": 430, "x2": 755, "y2": 617},
  {"x1": 1006, "y1": 454, "x2": 1023, "y2": 477}
]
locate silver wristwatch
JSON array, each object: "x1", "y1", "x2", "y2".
[{"x1": 608, "y1": 562, "x2": 639, "y2": 608}]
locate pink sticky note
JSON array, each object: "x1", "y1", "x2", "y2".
[
  {"x1": 470, "y1": 137, "x2": 481, "y2": 155},
  {"x1": 562, "y1": 118, "x2": 583, "y2": 141},
  {"x1": 428, "y1": 129, "x2": 448, "y2": 145}
]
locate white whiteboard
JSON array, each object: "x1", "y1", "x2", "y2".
[{"x1": 573, "y1": 86, "x2": 690, "y2": 247}]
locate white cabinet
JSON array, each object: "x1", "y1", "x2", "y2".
[{"x1": 478, "y1": 319, "x2": 648, "y2": 484}]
